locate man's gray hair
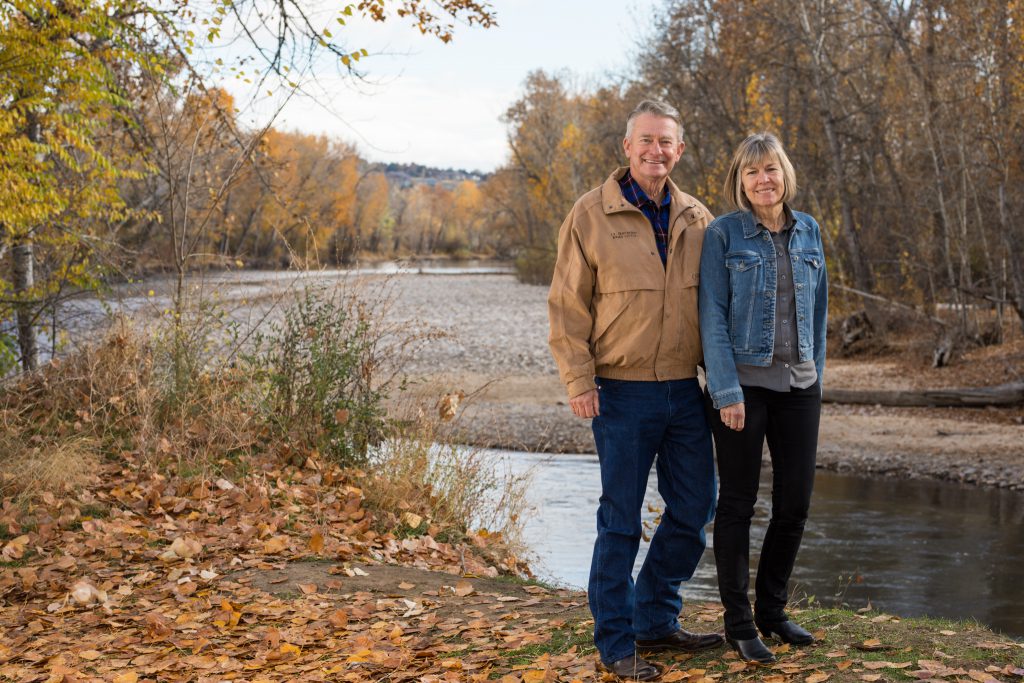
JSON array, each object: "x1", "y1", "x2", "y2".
[{"x1": 625, "y1": 100, "x2": 684, "y2": 141}]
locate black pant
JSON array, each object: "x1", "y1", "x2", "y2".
[{"x1": 706, "y1": 383, "x2": 821, "y2": 639}]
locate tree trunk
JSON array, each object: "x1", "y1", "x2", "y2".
[
  {"x1": 822, "y1": 382, "x2": 1024, "y2": 407},
  {"x1": 15, "y1": 110, "x2": 43, "y2": 372},
  {"x1": 796, "y1": 0, "x2": 873, "y2": 296},
  {"x1": 12, "y1": 241, "x2": 37, "y2": 372}
]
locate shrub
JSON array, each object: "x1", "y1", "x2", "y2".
[
  {"x1": 246, "y1": 281, "x2": 428, "y2": 467},
  {"x1": 514, "y1": 246, "x2": 555, "y2": 286}
]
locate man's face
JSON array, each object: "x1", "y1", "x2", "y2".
[{"x1": 623, "y1": 113, "x2": 684, "y2": 188}]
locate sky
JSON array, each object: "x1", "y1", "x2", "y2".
[{"x1": 221, "y1": 0, "x2": 659, "y2": 173}]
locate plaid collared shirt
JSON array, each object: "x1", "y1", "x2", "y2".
[{"x1": 618, "y1": 171, "x2": 671, "y2": 266}]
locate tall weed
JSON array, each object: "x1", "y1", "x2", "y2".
[{"x1": 246, "y1": 281, "x2": 436, "y2": 467}]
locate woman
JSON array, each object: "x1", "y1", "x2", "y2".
[{"x1": 698, "y1": 132, "x2": 828, "y2": 663}]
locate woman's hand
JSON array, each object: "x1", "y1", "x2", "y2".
[{"x1": 720, "y1": 402, "x2": 745, "y2": 431}]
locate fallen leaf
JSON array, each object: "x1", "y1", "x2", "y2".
[
  {"x1": 661, "y1": 672, "x2": 690, "y2": 682},
  {"x1": 806, "y1": 673, "x2": 830, "y2": 683},
  {"x1": 169, "y1": 536, "x2": 202, "y2": 559},
  {"x1": 298, "y1": 583, "x2": 317, "y2": 594},
  {"x1": 70, "y1": 580, "x2": 105, "y2": 605},
  {"x1": 309, "y1": 531, "x2": 324, "y2": 553},
  {"x1": 263, "y1": 536, "x2": 289, "y2": 554},
  {"x1": 860, "y1": 676, "x2": 882, "y2": 682},
  {"x1": 402, "y1": 512, "x2": 423, "y2": 528},
  {"x1": 939, "y1": 630, "x2": 956, "y2": 636},
  {"x1": 398, "y1": 581, "x2": 415, "y2": 590},
  {"x1": 113, "y1": 673, "x2": 139, "y2": 683},
  {"x1": 2, "y1": 535, "x2": 29, "y2": 560},
  {"x1": 454, "y1": 580, "x2": 474, "y2": 597},
  {"x1": 79, "y1": 650, "x2": 102, "y2": 660}
]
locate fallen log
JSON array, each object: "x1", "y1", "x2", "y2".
[{"x1": 822, "y1": 382, "x2": 1024, "y2": 407}]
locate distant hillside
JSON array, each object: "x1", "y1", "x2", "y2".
[{"x1": 374, "y1": 162, "x2": 489, "y2": 189}]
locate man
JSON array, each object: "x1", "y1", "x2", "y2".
[{"x1": 548, "y1": 100, "x2": 722, "y2": 680}]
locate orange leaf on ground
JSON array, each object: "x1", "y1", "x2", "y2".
[
  {"x1": 263, "y1": 536, "x2": 289, "y2": 554},
  {"x1": 454, "y1": 580, "x2": 475, "y2": 596},
  {"x1": 309, "y1": 531, "x2": 324, "y2": 553}
]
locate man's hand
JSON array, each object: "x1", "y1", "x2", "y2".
[
  {"x1": 569, "y1": 388, "x2": 600, "y2": 418},
  {"x1": 720, "y1": 402, "x2": 745, "y2": 431}
]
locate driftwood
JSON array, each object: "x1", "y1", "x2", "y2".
[{"x1": 822, "y1": 382, "x2": 1024, "y2": 407}]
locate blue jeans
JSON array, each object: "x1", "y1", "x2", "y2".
[{"x1": 589, "y1": 377, "x2": 716, "y2": 664}]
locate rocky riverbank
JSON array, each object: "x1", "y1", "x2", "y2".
[{"x1": 382, "y1": 273, "x2": 1024, "y2": 491}]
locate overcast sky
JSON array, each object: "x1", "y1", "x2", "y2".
[{"x1": 221, "y1": 0, "x2": 658, "y2": 173}]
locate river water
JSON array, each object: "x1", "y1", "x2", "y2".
[{"x1": 495, "y1": 449, "x2": 1024, "y2": 638}]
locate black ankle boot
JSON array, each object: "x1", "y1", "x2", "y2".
[
  {"x1": 726, "y1": 634, "x2": 776, "y2": 663},
  {"x1": 755, "y1": 619, "x2": 814, "y2": 646}
]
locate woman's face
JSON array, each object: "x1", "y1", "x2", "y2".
[{"x1": 741, "y1": 156, "x2": 784, "y2": 212}]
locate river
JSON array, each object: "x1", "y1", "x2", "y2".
[{"x1": 495, "y1": 449, "x2": 1024, "y2": 638}]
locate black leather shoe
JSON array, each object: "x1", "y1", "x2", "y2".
[
  {"x1": 756, "y1": 619, "x2": 815, "y2": 646},
  {"x1": 726, "y1": 635, "x2": 777, "y2": 663},
  {"x1": 605, "y1": 653, "x2": 660, "y2": 681},
  {"x1": 636, "y1": 628, "x2": 725, "y2": 652}
]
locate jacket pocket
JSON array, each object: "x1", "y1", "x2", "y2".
[
  {"x1": 592, "y1": 289, "x2": 640, "y2": 343},
  {"x1": 724, "y1": 252, "x2": 763, "y2": 352}
]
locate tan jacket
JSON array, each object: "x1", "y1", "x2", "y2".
[{"x1": 548, "y1": 168, "x2": 712, "y2": 399}]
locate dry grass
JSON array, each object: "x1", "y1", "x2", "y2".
[
  {"x1": 0, "y1": 437, "x2": 99, "y2": 506},
  {"x1": 0, "y1": 321, "x2": 260, "y2": 500},
  {"x1": 360, "y1": 415, "x2": 533, "y2": 568}
]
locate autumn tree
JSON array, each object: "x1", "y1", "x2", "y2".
[
  {"x1": 493, "y1": 71, "x2": 632, "y2": 283},
  {"x1": 0, "y1": 0, "x2": 497, "y2": 375},
  {"x1": 0, "y1": 0, "x2": 159, "y2": 371},
  {"x1": 633, "y1": 0, "x2": 1024, "y2": 352}
]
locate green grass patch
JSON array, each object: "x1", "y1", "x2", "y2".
[
  {"x1": 499, "y1": 623, "x2": 595, "y2": 667},
  {"x1": 488, "y1": 573, "x2": 562, "y2": 592},
  {"x1": 79, "y1": 503, "x2": 110, "y2": 519}
]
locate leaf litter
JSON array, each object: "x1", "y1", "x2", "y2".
[{"x1": 0, "y1": 451, "x2": 1021, "y2": 682}]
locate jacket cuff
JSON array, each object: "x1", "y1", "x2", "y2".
[
  {"x1": 711, "y1": 387, "x2": 745, "y2": 411},
  {"x1": 566, "y1": 375, "x2": 597, "y2": 399}
]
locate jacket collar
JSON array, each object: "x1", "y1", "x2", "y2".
[
  {"x1": 601, "y1": 167, "x2": 691, "y2": 222},
  {"x1": 740, "y1": 204, "x2": 808, "y2": 238}
]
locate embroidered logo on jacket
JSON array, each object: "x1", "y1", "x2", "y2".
[{"x1": 610, "y1": 231, "x2": 638, "y2": 239}]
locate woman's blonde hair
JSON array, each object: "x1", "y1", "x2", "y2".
[{"x1": 723, "y1": 132, "x2": 798, "y2": 211}]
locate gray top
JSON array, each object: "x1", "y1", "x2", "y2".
[{"x1": 736, "y1": 206, "x2": 818, "y2": 392}]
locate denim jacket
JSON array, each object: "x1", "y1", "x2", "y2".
[{"x1": 698, "y1": 207, "x2": 828, "y2": 409}]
